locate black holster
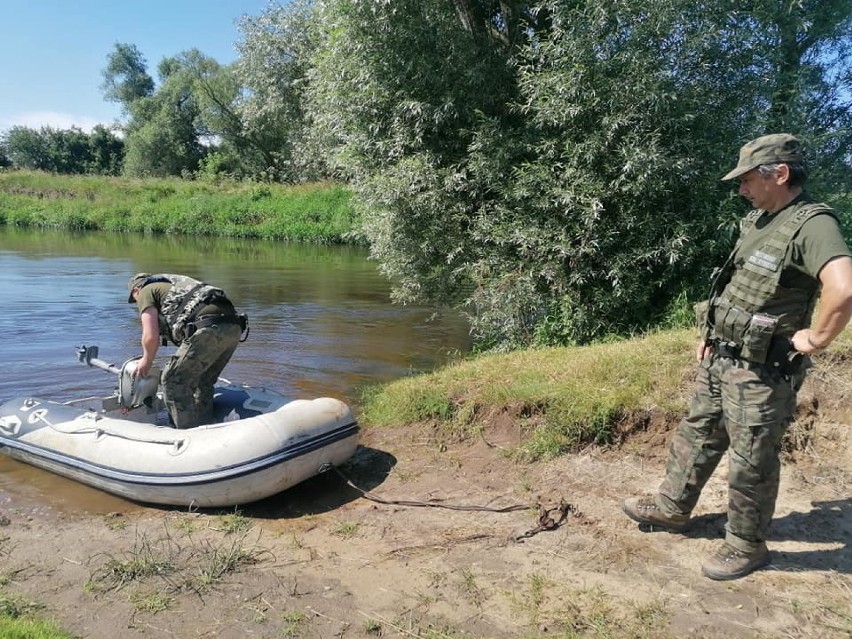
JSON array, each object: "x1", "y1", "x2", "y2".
[{"x1": 766, "y1": 336, "x2": 804, "y2": 376}]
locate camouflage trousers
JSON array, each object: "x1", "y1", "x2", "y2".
[
  {"x1": 161, "y1": 322, "x2": 242, "y2": 429},
  {"x1": 656, "y1": 352, "x2": 804, "y2": 550}
]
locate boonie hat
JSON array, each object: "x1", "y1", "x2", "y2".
[
  {"x1": 127, "y1": 273, "x2": 150, "y2": 303},
  {"x1": 722, "y1": 133, "x2": 804, "y2": 181}
]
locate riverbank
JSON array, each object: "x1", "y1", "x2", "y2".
[
  {"x1": 2, "y1": 326, "x2": 851, "y2": 637},
  {"x1": 0, "y1": 170, "x2": 356, "y2": 243}
]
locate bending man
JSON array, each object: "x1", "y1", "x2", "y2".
[{"x1": 127, "y1": 273, "x2": 246, "y2": 429}]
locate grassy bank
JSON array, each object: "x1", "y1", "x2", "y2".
[
  {"x1": 360, "y1": 326, "x2": 852, "y2": 460},
  {"x1": 0, "y1": 170, "x2": 356, "y2": 243},
  {"x1": 0, "y1": 594, "x2": 73, "y2": 639}
]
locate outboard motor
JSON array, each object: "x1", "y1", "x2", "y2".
[
  {"x1": 118, "y1": 357, "x2": 162, "y2": 409},
  {"x1": 76, "y1": 345, "x2": 162, "y2": 411}
]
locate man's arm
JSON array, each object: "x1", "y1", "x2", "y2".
[
  {"x1": 792, "y1": 256, "x2": 852, "y2": 354},
  {"x1": 135, "y1": 307, "x2": 161, "y2": 377}
]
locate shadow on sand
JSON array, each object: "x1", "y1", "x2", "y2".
[
  {"x1": 195, "y1": 445, "x2": 397, "y2": 520},
  {"x1": 635, "y1": 498, "x2": 852, "y2": 575}
]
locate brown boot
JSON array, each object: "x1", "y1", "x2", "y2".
[
  {"x1": 621, "y1": 496, "x2": 689, "y2": 532},
  {"x1": 701, "y1": 542, "x2": 769, "y2": 580}
]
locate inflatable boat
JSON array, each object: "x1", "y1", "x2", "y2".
[{"x1": 0, "y1": 346, "x2": 359, "y2": 507}]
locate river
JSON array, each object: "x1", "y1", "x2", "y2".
[{"x1": 0, "y1": 226, "x2": 471, "y2": 512}]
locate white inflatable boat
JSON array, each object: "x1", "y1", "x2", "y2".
[{"x1": 0, "y1": 346, "x2": 359, "y2": 507}]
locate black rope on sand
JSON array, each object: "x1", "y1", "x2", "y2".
[{"x1": 322, "y1": 464, "x2": 581, "y2": 540}]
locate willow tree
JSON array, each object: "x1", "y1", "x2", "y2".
[
  {"x1": 101, "y1": 43, "x2": 155, "y2": 111},
  {"x1": 235, "y1": 0, "x2": 319, "y2": 181},
  {"x1": 305, "y1": 0, "x2": 852, "y2": 348}
]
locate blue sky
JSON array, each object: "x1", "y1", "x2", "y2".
[{"x1": 0, "y1": 0, "x2": 275, "y2": 132}]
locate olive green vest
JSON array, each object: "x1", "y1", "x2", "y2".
[{"x1": 708, "y1": 201, "x2": 834, "y2": 359}]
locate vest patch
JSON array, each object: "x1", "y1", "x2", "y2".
[{"x1": 747, "y1": 250, "x2": 779, "y2": 271}]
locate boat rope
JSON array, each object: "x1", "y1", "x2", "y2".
[
  {"x1": 320, "y1": 463, "x2": 581, "y2": 540},
  {"x1": 37, "y1": 412, "x2": 186, "y2": 447}
]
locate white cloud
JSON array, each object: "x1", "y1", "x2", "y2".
[{"x1": 0, "y1": 111, "x2": 119, "y2": 133}]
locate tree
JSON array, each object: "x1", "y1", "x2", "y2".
[
  {"x1": 234, "y1": 0, "x2": 317, "y2": 181},
  {"x1": 43, "y1": 127, "x2": 91, "y2": 174},
  {"x1": 2, "y1": 126, "x2": 89, "y2": 173},
  {"x1": 2, "y1": 125, "x2": 124, "y2": 174},
  {"x1": 87, "y1": 125, "x2": 124, "y2": 175},
  {"x1": 122, "y1": 51, "x2": 210, "y2": 177},
  {"x1": 101, "y1": 43, "x2": 155, "y2": 110},
  {"x1": 306, "y1": 0, "x2": 852, "y2": 349},
  {"x1": 2, "y1": 126, "x2": 51, "y2": 171}
]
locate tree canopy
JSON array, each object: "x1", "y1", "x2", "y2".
[
  {"x1": 3, "y1": 0, "x2": 851, "y2": 349},
  {"x1": 301, "y1": 0, "x2": 852, "y2": 348},
  {"x1": 2, "y1": 125, "x2": 123, "y2": 175}
]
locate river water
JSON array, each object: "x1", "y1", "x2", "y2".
[{"x1": 0, "y1": 226, "x2": 471, "y2": 512}]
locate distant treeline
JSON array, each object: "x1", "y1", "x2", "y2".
[
  {"x1": 2, "y1": 1, "x2": 851, "y2": 350},
  {"x1": 0, "y1": 126, "x2": 123, "y2": 176}
]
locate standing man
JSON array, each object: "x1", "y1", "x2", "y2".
[
  {"x1": 127, "y1": 273, "x2": 246, "y2": 429},
  {"x1": 622, "y1": 134, "x2": 852, "y2": 579}
]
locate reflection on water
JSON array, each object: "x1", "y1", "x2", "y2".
[{"x1": 0, "y1": 226, "x2": 471, "y2": 513}]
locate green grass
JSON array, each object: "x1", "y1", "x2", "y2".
[
  {"x1": 85, "y1": 523, "x2": 270, "y2": 602},
  {"x1": 0, "y1": 170, "x2": 357, "y2": 243},
  {"x1": 360, "y1": 328, "x2": 697, "y2": 460},
  {"x1": 360, "y1": 325, "x2": 852, "y2": 461},
  {"x1": 0, "y1": 617, "x2": 75, "y2": 639},
  {"x1": 0, "y1": 593, "x2": 74, "y2": 639}
]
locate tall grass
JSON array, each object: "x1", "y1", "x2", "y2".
[
  {"x1": 0, "y1": 617, "x2": 74, "y2": 639},
  {"x1": 0, "y1": 593, "x2": 73, "y2": 639},
  {"x1": 0, "y1": 170, "x2": 357, "y2": 243},
  {"x1": 360, "y1": 329, "x2": 698, "y2": 460},
  {"x1": 361, "y1": 325, "x2": 852, "y2": 461}
]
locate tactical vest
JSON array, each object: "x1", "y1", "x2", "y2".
[
  {"x1": 148, "y1": 274, "x2": 228, "y2": 345},
  {"x1": 708, "y1": 201, "x2": 834, "y2": 360}
]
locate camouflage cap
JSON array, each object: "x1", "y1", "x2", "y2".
[
  {"x1": 127, "y1": 273, "x2": 150, "y2": 303},
  {"x1": 722, "y1": 133, "x2": 804, "y2": 181}
]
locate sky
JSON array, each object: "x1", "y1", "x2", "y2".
[{"x1": 0, "y1": 0, "x2": 275, "y2": 133}]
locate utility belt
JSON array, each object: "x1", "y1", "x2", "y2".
[
  {"x1": 708, "y1": 299, "x2": 810, "y2": 375},
  {"x1": 708, "y1": 336, "x2": 804, "y2": 376},
  {"x1": 184, "y1": 313, "x2": 250, "y2": 342}
]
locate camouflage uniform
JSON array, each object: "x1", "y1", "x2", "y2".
[
  {"x1": 161, "y1": 321, "x2": 242, "y2": 429},
  {"x1": 655, "y1": 195, "x2": 849, "y2": 552},
  {"x1": 656, "y1": 353, "x2": 801, "y2": 550},
  {"x1": 128, "y1": 273, "x2": 244, "y2": 429},
  {"x1": 622, "y1": 133, "x2": 852, "y2": 579}
]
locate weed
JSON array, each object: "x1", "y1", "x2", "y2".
[
  {"x1": 87, "y1": 533, "x2": 176, "y2": 591},
  {"x1": 509, "y1": 573, "x2": 551, "y2": 626},
  {"x1": 216, "y1": 509, "x2": 253, "y2": 535},
  {"x1": 86, "y1": 525, "x2": 272, "y2": 598},
  {"x1": 190, "y1": 533, "x2": 269, "y2": 591},
  {"x1": 282, "y1": 610, "x2": 307, "y2": 637},
  {"x1": 0, "y1": 171, "x2": 355, "y2": 243},
  {"x1": 0, "y1": 616, "x2": 74, "y2": 639},
  {"x1": 394, "y1": 468, "x2": 421, "y2": 483},
  {"x1": 170, "y1": 517, "x2": 200, "y2": 536},
  {"x1": 102, "y1": 512, "x2": 128, "y2": 531},
  {"x1": 0, "y1": 593, "x2": 43, "y2": 619},
  {"x1": 457, "y1": 568, "x2": 484, "y2": 607},
  {"x1": 0, "y1": 535, "x2": 14, "y2": 558},
  {"x1": 364, "y1": 619, "x2": 382, "y2": 634},
  {"x1": 128, "y1": 590, "x2": 174, "y2": 614},
  {"x1": 330, "y1": 522, "x2": 359, "y2": 539},
  {"x1": 632, "y1": 598, "x2": 669, "y2": 628}
]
